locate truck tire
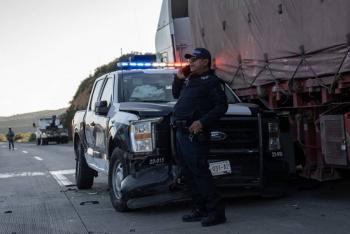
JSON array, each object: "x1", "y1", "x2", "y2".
[
  {"x1": 109, "y1": 148, "x2": 129, "y2": 212},
  {"x1": 37, "y1": 138, "x2": 41, "y2": 145},
  {"x1": 75, "y1": 139, "x2": 95, "y2": 189}
]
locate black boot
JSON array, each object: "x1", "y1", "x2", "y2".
[
  {"x1": 201, "y1": 212, "x2": 226, "y2": 227},
  {"x1": 182, "y1": 209, "x2": 207, "y2": 222}
]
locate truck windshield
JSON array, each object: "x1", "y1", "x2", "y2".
[
  {"x1": 119, "y1": 72, "x2": 239, "y2": 104},
  {"x1": 120, "y1": 73, "x2": 176, "y2": 103}
]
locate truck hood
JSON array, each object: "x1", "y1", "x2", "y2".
[
  {"x1": 226, "y1": 103, "x2": 260, "y2": 116},
  {"x1": 119, "y1": 102, "x2": 260, "y2": 118},
  {"x1": 119, "y1": 102, "x2": 174, "y2": 118}
]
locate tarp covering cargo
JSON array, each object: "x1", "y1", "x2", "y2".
[{"x1": 188, "y1": 0, "x2": 350, "y2": 89}]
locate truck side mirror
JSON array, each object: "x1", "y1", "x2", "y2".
[{"x1": 95, "y1": 100, "x2": 109, "y2": 115}]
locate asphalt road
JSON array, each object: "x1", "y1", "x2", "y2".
[{"x1": 1, "y1": 142, "x2": 350, "y2": 234}]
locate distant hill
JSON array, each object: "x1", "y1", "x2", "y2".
[{"x1": 0, "y1": 108, "x2": 67, "y2": 134}]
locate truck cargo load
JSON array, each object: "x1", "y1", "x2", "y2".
[{"x1": 188, "y1": 0, "x2": 350, "y2": 89}]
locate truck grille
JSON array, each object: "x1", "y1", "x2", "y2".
[
  {"x1": 209, "y1": 116, "x2": 261, "y2": 179},
  {"x1": 209, "y1": 117, "x2": 259, "y2": 152},
  {"x1": 153, "y1": 116, "x2": 261, "y2": 180},
  {"x1": 153, "y1": 116, "x2": 260, "y2": 159}
]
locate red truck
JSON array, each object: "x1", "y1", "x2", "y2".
[{"x1": 156, "y1": 0, "x2": 350, "y2": 181}]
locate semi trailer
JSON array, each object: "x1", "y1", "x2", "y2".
[{"x1": 156, "y1": 0, "x2": 350, "y2": 181}]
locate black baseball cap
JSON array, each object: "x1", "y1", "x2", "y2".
[{"x1": 184, "y1": 48, "x2": 211, "y2": 60}]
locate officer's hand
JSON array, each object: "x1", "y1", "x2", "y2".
[
  {"x1": 189, "y1": 120, "x2": 203, "y2": 134},
  {"x1": 176, "y1": 69, "x2": 186, "y2": 80}
]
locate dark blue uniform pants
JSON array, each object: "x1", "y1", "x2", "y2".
[
  {"x1": 8, "y1": 139, "x2": 14, "y2": 150},
  {"x1": 176, "y1": 129, "x2": 222, "y2": 214}
]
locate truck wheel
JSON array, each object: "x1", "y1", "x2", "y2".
[
  {"x1": 37, "y1": 138, "x2": 41, "y2": 145},
  {"x1": 75, "y1": 139, "x2": 95, "y2": 189},
  {"x1": 109, "y1": 148, "x2": 129, "y2": 212}
]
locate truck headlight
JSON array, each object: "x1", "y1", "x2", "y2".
[
  {"x1": 268, "y1": 122, "x2": 281, "y2": 151},
  {"x1": 130, "y1": 118, "x2": 162, "y2": 153}
]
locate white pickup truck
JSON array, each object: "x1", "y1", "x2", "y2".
[{"x1": 72, "y1": 64, "x2": 289, "y2": 211}]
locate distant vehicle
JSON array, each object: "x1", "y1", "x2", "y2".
[
  {"x1": 72, "y1": 63, "x2": 289, "y2": 212},
  {"x1": 35, "y1": 115, "x2": 69, "y2": 145}
]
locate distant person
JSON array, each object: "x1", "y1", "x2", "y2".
[{"x1": 6, "y1": 128, "x2": 15, "y2": 150}]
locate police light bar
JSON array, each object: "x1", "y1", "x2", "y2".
[{"x1": 117, "y1": 62, "x2": 189, "y2": 69}]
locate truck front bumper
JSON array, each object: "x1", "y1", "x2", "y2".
[{"x1": 121, "y1": 164, "x2": 173, "y2": 198}]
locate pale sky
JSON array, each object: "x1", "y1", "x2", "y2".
[{"x1": 0, "y1": 0, "x2": 163, "y2": 116}]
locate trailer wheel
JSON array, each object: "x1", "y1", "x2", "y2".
[
  {"x1": 109, "y1": 148, "x2": 129, "y2": 212},
  {"x1": 75, "y1": 139, "x2": 95, "y2": 189}
]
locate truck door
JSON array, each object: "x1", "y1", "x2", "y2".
[
  {"x1": 85, "y1": 78, "x2": 105, "y2": 164},
  {"x1": 91, "y1": 76, "x2": 114, "y2": 171}
]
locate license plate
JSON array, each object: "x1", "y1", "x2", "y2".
[{"x1": 209, "y1": 160, "x2": 231, "y2": 176}]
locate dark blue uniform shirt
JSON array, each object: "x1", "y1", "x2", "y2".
[{"x1": 172, "y1": 70, "x2": 228, "y2": 128}]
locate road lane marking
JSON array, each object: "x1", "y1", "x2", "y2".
[
  {"x1": 50, "y1": 174, "x2": 74, "y2": 186},
  {"x1": 34, "y1": 156, "x2": 43, "y2": 161},
  {"x1": 0, "y1": 172, "x2": 46, "y2": 179},
  {"x1": 49, "y1": 169, "x2": 75, "y2": 186},
  {"x1": 50, "y1": 169, "x2": 75, "y2": 174},
  {"x1": 22, "y1": 150, "x2": 28, "y2": 154},
  {"x1": 0, "y1": 169, "x2": 76, "y2": 187}
]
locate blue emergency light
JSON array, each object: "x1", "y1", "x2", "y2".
[{"x1": 117, "y1": 62, "x2": 188, "y2": 69}]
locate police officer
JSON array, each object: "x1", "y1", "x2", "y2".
[
  {"x1": 6, "y1": 127, "x2": 15, "y2": 150},
  {"x1": 172, "y1": 48, "x2": 228, "y2": 227}
]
